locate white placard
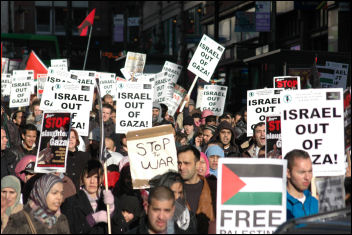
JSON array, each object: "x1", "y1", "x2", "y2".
[
  {"x1": 217, "y1": 158, "x2": 287, "y2": 234},
  {"x1": 51, "y1": 59, "x2": 68, "y2": 71},
  {"x1": 281, "y1": 88, "x2": 345, "y2": 177},
  {"x1": 196, "y1": 86, "x2": 204, "y2": 109},
  {"x1": 247, "y1": 88, "x2": 283, "y2": 136},
  {"x1": 316, "y1": 176, "x2": 346, "y2": 213},
  {"x1": 49, "y1": 82, "x2": 92, "y2": 136},
  {"x1": 40, "y1": 68, "x2": 74, "y2": 111},
  {"x1": 115, "y1": 81, "x2": 153, "y2": 133},
  {"x1": 127, "y1": 125, "x2": 178, "y2": 189},
  {"x1": 187, "y1": 34, "x2": 225, "y2": 82},
  {"x1": 200, "y1": 85, "x2": 227, "y2": 116},
  {"x1": 37, "y1": 74, "x2": 48, "y2": 99},
  {"x1": 325, "y1": 61, "x2": 349, "y2": 89},
  {"x1": 9, "y1": 74, "x2": 32, "y2": 108},
  {"x1": 124, "y1": 52, "x2": 146, "y2": 73},
  {"x1": 13, "y1": 70, "x2": 35, "y2": 94},
  {"x1": 154, "y1": 71, "x2": 172, "y2": 103},
  {"x1": 1, "y1": 73, "x2": 12, "y2": 96},
  {"x1": 97, "y1": 72, "x2": 117, "y2": 99},
  {"x1": 162, "y1": 84, "x2": 187, "y2": 116}
]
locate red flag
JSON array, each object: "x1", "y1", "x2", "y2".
[
  {"x1": 25, "y1": 51, "x2": 48, "y2": 80},
  {"x1": 78, "y1": 8, "x2": 96, "y2": 36}
]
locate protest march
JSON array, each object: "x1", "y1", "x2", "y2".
[{"x1": 1, "y1": 8, "x2": 351, "y2": 235}]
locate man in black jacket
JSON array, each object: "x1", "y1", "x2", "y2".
[{"x1": 210, "y1": 121, "x2": 241, "y2": 157}]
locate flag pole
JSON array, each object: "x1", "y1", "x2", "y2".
[{"x1": 83, "y1": 25, "x2": 93, "y2": 70}]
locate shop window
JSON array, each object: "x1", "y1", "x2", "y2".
[{"x1": 36, "y1": 7, "x2": 51, "y2": 33}]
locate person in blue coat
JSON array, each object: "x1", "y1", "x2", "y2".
[{"x1": 285, "y1": 149, "x2": 319, "y2": 220}]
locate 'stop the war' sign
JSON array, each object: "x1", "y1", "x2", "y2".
[{"x1": 187, "y1": 34, "x2": 225, "y2": 82}]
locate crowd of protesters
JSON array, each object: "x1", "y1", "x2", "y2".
[{"x1": 1, "y1": 88, "x2": 351, "y2": 234}]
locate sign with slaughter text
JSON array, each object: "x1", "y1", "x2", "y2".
[
  {"x1": 217, "y1": 158, "x2": 287, "y2": 234},
  {"x1": 115, "y1": 81, "x2": 153, "y2": 133},
  {"x1": 34, "y1": 112, "x2": 71, "y2": 173},
  {"x1": 127, "y1": 125, "x2": 178, "y2": 189},
  {"x1": 188, "y1": 34, "x2": 225, "y2": 82},
  {"x1": 200, "y1": 85, "x2": 227, "y2": 116},
  {"x1": 281, "y1": 88, "x2": 345, "y2": 176},
  {"x1": 273, "y1": 76, "x2": 300, "y2": 90},
  {"x1": 247, "y1": 88, "x2": 283, "y2": 136},
  {"x1": 9, "y1": 73, "x2": 32, "y2": 108},
  {"x1": 266, "y1": 116, "x2": 282, "y2": 159}
]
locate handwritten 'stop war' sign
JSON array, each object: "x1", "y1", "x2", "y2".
[
  {"x1": 188, "y1": 34, "x2": 225, "y2": 82},
  {"x1": 127, "y1": 125, "x2": 178, "y2": 189},
  {"x1": 273, "y1": 76, "x2": 301, "y2": 90},
  {"x1": 281, "y1": 88, "x2": 345, "y2": 177}
]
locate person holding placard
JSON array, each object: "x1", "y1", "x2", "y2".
[
  {"x1": 61, "y1": 159, "x2": 126, "y2": 234},
  {"x1": 285, "y1": 149, "x2": 319, "y2": 220}
]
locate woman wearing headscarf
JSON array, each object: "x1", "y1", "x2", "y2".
[
  {"x1": 61, "y1": 159, "x2": 125, "y2": 234},
  {"x1": 2, "y1": 174, "x2": 70, "y2": 234},
  {"x1": 1, "y1": 176, "x2": 23, "y2": 233}
]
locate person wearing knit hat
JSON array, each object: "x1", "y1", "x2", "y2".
[{"x1": 205, "y1": 145, "x2": 225, "y2": 177}]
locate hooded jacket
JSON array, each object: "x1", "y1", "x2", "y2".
[
  {"x1": 287, "y1": 190, "x2": 319, "y2": 220},
  {"x1": 210, "y1": 121, "x2": 240, "y2": 157},
  {"x1": 152, "y1": 102, "x2": 163, "y2": 125}
]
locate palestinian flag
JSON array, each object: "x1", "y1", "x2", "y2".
[
  {"x1": 25, "y1": 51, "x2": 48, "y2": 81},
  {"x1": 78, "y1": 8, "x2": 96, "y2": 36},
  {"x1": 221, "y1": 163, "x2": 284, "y2": 205}
]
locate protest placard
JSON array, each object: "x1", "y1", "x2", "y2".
[
  {"x1": 9, "y1": 73, "x2": 32, "y2": 108},
  {"x1": 154, "y1": 71, "x2": 172, "y2": 103},
  {"x1": 162, "y1": 61, "x2": 182, "y2": 84},
  {"x1": 273, "y1": 76, "x2": 301, "y2": 90},
  {"x1": 34, "y1": 112, "x2": 71, "y2": 173},
  {"x1": 196, "y1": 86, "x2": 204, "y2": 109},
  {"x1": 1, "y1": 58, "x2": 9, "y2": 74},
  {"x1": 70, "y1": 70, "x2": 96, "y2": 86},
  {"x1": 266, "y1": 116, "x2": 282, "y2": 159},
  {"x1": 281, "y1": 88, "x2": 345, "y2": 176},
  {"x1": 115, "y1": 81, "x2": 153, "y2": 133},
  {"x1": 315, "y1": 176, "x2": 346, "y2": 213},
  {"x1": 51, "y1": 59, "x2": 68, "y2": 71},
  {"x1": 126, "y1": 125, "x2": 178, "y2": 189},
  {"x1": 162, "y1": 84, "x2": 187, "y2": 116},
  {"x1": 344, "y1": 88, "x2": 351, "y2": 152},
  {"x1": 124, "y1": 52, "x2": 146, "y2": 73},
  {"x1": 1, "y1": 73, "x2": 11, "y2": 96},
  {"x1": 51, "y1": 82, "x2": 92, "y2": 136},
  {"x1": 200, "y1": 84, "x2": 227, "y2": 116},
  {"x1": 247, "y1": 88, "x2": 283, "y2": 136},
  {"x1": 13, "y1": 70, "x2": 35, "y2": 94},
  {"x1": 325, "y1": 61, "x2": 349, "y2": 89},
  {"x1": 217, "y1": 158, "x2": 287, "y2": 234},
  {"x1": 37, "y1": 74, "x2": 47, "y2": 99},
  {"x1": 187, "y1": 34, "x2": 225, "y2": 83},
  {"x1": 40, "y1": 68, "x2": 74, "y2": 110},
  {"x1": 96, "y1": 72, "x2": 117, "y2": 99}
]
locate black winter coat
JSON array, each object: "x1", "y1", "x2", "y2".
[
  {"x1": 61, "y1": 190, "x2": 127, "y2": 234},
  {"x1": 66, "y1": 149, "x2": 91, "y2": 191}
]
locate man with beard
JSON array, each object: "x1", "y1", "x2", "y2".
[{"x1": 152, "y1": 102, "x2": 163, "y2": 126}]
